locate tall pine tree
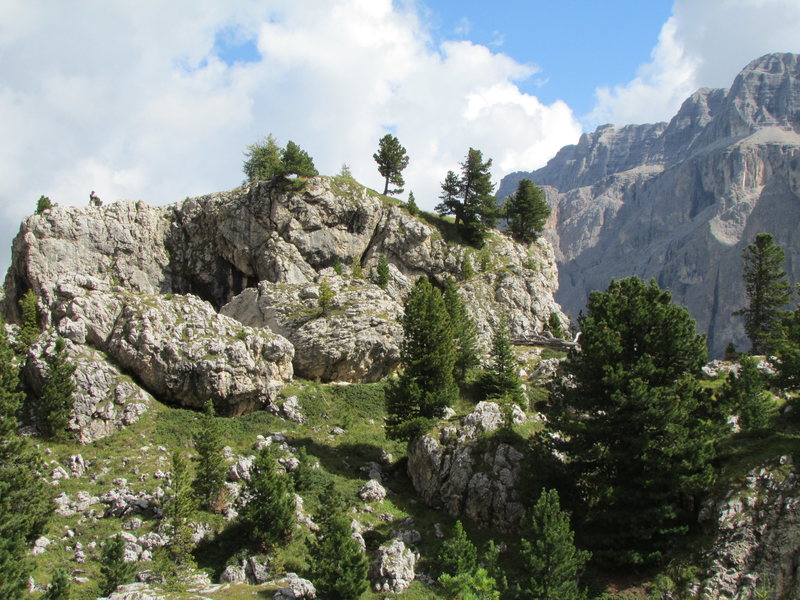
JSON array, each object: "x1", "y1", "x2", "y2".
[
  {"x1": 99, "y1": 535, "x2": 137, "y2": 596},
  {"x1": 373, "y1": 134, "x2": 410, "y2": 195},
  {"x1": 37, "y1": 337, "x2": 76, "y2": 439},
  {"x1": 505, "y1": 179, "x2": 550, "y2": 244},
  {"x1": 734, "y1": 233, "x2": 791, "y2": 354},
  {"x1": 192, "y1": 399, "x2": 227, "y2": 511},
  {"x1": 442, "y1": 277, "x2": 479, "y2": 380},
  {"x1": 480, "y1": 315, "x2": 523, "y2": 404},
  {"x1": 155, "y1": 450, "x2": 197, "y2": 584},
  {"x1": 309, "y1": 510, "x2": 369, "y2": 600},
  {"x1": 386, "y1": 276, "x2": 457, "y2": 440},
  {"x1": 279, "y1": 141, "x2": 318, "y2": 178}
]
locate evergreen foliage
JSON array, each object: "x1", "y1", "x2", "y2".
[
  {"x1": 505, "y1": 179, "x2": 550, "y2": 243},
  {"x1": 351, "y1": 257, "x2": 363, "y2": 279},
  {"x1": 243, "y1": 134, "x2": 283, "y2": 181},
  {"x1": 376, "y1": 253, "x2": 390, "y2": 289},
  {"x1": 309, "y1": 511, "x2": 369, "y2": 600},
  {"x1": 35, "y1": 195, "x2": 53, "y2": 215},
  {"x1": 435, "y1": 148, "x2": 497, "y2": 246},
  {"x1": 436, "y1": 520, "x2": 478, "y2": 578},
  {"x1": 318, "y1": 279, "x2": 335, "y2": 315},
  {"x1": 407, "y1": 191, "x2": 419, "y2": 215},
  {"x1": 42, "y1": 568, "x2": 70, "y2": 600},
  {"x1": 38, "y1": 337, "x2": 76, "y2": 439},
  {"x1": 442, "y1": 277, "x2": 479, "y2": 380},
  {"x1": 192, "y1": 400, "x2": 227, "y2": 511},
  {"x1": 438, "y1": 568, "x2": 499, "y2": 600},
  {"x1": 548, "y1": 311, "x2": 565, "y2": 339},
  {"x1": 373, "y1": 134, "x2": 410, "y2": 195},
  {"x1": 550, "y1": 277, "x2": 717, "y2": 566},
  {"x1": 461, "y1": 252, "x2": 475, "y2": 280},
  {"x1": 156, "y1": 450, "x2": 197, "y2": 582},
  {"x1": 280, "y1": 140, "x2": 318, "y2": 178},
  {"x1": 239, "y1": 446, "x2": 296, "y2": 550},
  {"x1": 718, "y1": 355, "x2": 772, "y2": 431},
  {"x1": 99, "y1": 535, "x2": 137, "y2": 596},
  {"x1": 338, "y1": 163, "x2": 353, "y2": 178},
  {"x1": 519, "y1": 489, "x2": 589, "y2": 600},
  {"x1": 333, "y1": 258, "x2": 344, "y2": 276},
  {"x1": 17, "y1": 289, "x2": 41, "y2": 352},
  {"x1": 386, "y1": 276, "x2": 457, "y2": 440},
  {"x1": 734, "y1": 233, "x2": 791, "y2": 354},
  {"x1": 480, "y1": 315, "x2": 523, "y2": 404},
  {"x1": 776, "y1": 295, "x2": 800, "y2": 391},
  {"x1": 0, "y1": 323, "x2": 51, "y2": 599}
]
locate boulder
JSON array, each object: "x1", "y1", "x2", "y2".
[
  {"x1": 273, "y1": 573, "x2": 316, "y2": 599},
  {"x1": 370, "y1": 539, "x2": 416, "y2": 594},
  {"x1": 359, "y1": 479, "x2": 387, "y2": 503}
]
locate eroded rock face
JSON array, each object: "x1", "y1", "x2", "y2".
[
  {"x1": 498, "y1": 52, "x2": 800, "y2": 357},
  {"x1": 370, "y1": 539, "x2": 416, "y2": 594},
  {"x1": 221, "y1": 277, "x2": 402, "y2": 382},
  {"x1": 696, "y1": 455, "x2": 800, "y2": 599},
  {"x1": 52, "y1": 288, "x2": 293, "y2": 415},
  {"x1": 406, "y1": 402, "x2": 526, "y2": 532}
]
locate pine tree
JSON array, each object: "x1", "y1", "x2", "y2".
[
  {"x1": 37, "y1": 337, "x2": 76, "y2": 439},
  {"x1": 386, "y1": 276, "x2": 458, "y2": 440},
  {"x1": 436, "y1": 149, "x2": 497, "y2": 246},
  {"x1": 480, "y1": 315, "x2": 523, "y2": 404},
  {"x1": 436, "y1": 520, "x2": 478, "y2": 578},
  {"x1": 550, "y1": 277, "x2": 717, "y2": 566},
  {"x1": 548, "y1": 311, "x2": 565, "y2": 339},
  {"x1": 351, "y1": 257, "x2": 363, "y2": 279},
  {"x1": 505, "y1": 179, "x2": 550, "y2": 243},
  {"x1": 442, "y1": 277, "x2": 479, "y2": 380},
  {"x1": 407, "y1": 191, "x2": 419, "y2": 215},
  {"x1": 17, "y1": 289, "x2": 41, "y2": 352},
  {"x1": 439, "y1": 568, "x2": 499, "y2": 600},
  {"x1": 309, "y1": 511, "x2": 369, "y2": 600},
  {"x1": 36, "y1": 195, "x2": 53, "y2": 215},
  {"x1": 373, "y1": 134, "x2": 410, "y2": 195},
  {"x1": 318, "y1": 279, "x2": 335, "y2": 315},
  {"x1": 192, "y1": 400, "x2": 227, "y2": 511},
  {"x1": 718, "y1": 355, "x2": 772, "y2": 431},
  {"x1": 338, "y1": 163, "x2": 353, "y2": 178},
  {"x1": 734, "y1": 233, "x2": 791, "y2": 354},
  {"x1": 239, "y1": 446, "x2": 295, "y2": 550},
  {"x1": 461, "y1": 252, "x2": 475, "y2": 280},
  {"x1": 0, "y1": 323, "x2": 51, "y2": 599},
  {"x1": 99, "y1": 535, "x2": 137, "y2": 596},
  {"x1": 243, "y1": 134, "x2": 284, "y2": 182},
  {"x1": 279, "y1": 141, "x2": 318, "y2": 178},
  {"x1": 519, "y1": 489, "x2": 589, "y2": 600},
  {"x1": 155, "y1": 450, "x2": 197, "y2": 583},
  {"x1": 42, "y1": 568, "x2": 71, "y2": 600},
  {"x1": 376, "y1": 253, "x2": 390, "y2": 289}
]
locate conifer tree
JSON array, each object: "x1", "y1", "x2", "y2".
[
  {"x1": 351, "y1": 257, "x2": 363, "y2": 279},
  {"x1": 280, "y1": 140, "x2": 318, "y2": 178},
  {"x1": 38, "y1": 338, "x2": 76, "y2": 439},
  {"x1": 519, "y1": 489, "x2": 589, "y2": 600},
  {"x1": 407, "y1": 191, "x2": 419, "y2": 215},
  {"x1": 243, "y1": 134, "x2": 283, "y2": 181},
  {"x1": 548, "y1": 311, "x2": 566, "y2": 339},
  {"x1": 99, "y1": 535, "x2": 137, "y2": 596},
  {"x1": 309, "y1": 511, "x2": 369, "y2": 600},
  {"x1": 550, "y1": 277, "x2": 717, "y2": 566},
  {"x1": 376, "y1": 253, "x2": 390, "y2": 289},
  {"x1": 0, "y1": 322, "x2": 51, "y2": 599},
  {"x1": 734, "y1": 233, "x2": 791, "y2": 354},
  {"x1": 42, "y1": 568, "x2": 71, "y2": 600},
  {"x1": 718, "y1": 355, "x2": 772, "y2": 431},
  {"x1": 373, "y1": 134, "x2": 410, "y2": 195},
  {"x1": 192, "y1": 400, "x2": 227, "y2": 511},
  {"x1": 439, "y1": 568, "x2": 499, "y2": 600},
  {"x1": 318, "y1": 279, "x2": 335, "y2": 315},
  {"x1": 386, "y1": 276, "x2": 457, "y2": 440},
  {"x1": 239, "y1": 446, "x2": 295, "y2": 550},
  {"x1": 505, "y1": 179, "x2": 550, "y2": 243},
  {"x1": 36, "y1": 195, "x2": 53, "y2": 215},
  {"x1": 436, "y1": 520, "x2": 478, "y2": 578},
  {"x1": 156, "y1": 450, "x2": 197, "y2": 583},
  {"x1": 17, "y1": 289, "x2": 41, "y2": 352},
  {"x1": 481, "y1": 315, "x2": 523, "y2": 404},
  {"x1": 442, "y1": 277, "x2": 479, "y2": 380},
  {"x1": 338, "y1": 163, "x2": 353, "y2": 178}
]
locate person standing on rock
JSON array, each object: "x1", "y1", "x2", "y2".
[{"x1": 89, "y1": 191, "x2": 102, "y2": 206}]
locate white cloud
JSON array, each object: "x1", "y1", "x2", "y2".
[
  {"x1": 0, "y1": 0, "x2": 582, "y2": 270},
  {"x1": 588, "y1": 0, "x2": 800, "y2": 127}
]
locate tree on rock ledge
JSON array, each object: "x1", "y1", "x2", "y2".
[{"x1": 373, "y1": 133, "x2": 409, "y2": 196}]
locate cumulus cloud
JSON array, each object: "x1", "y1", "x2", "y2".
[
  {"x1": 588, "y1": 0, "x2": 800, "y2": 127},
  {"x1": 0, "y1": 0, "x2": 582, "y2": 270}
]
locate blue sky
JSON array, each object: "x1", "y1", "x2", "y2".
[{"x1": 1, "y1": 0, "x2": 800, "y2": 270}]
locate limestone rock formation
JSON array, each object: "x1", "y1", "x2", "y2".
[
  {"x1": 406, "y1": 402, "x2": 526, "y2": 532},
  {"x1": 498, "y1": 52, "x2": 800, "y2": 356},
  {"x1": 370, "y1": 538, "x2": 416, "y2": 594}
]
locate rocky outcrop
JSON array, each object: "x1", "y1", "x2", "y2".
[
  {"x1": 498, "y1": 52, "x2": 800, "y2": 357},
  {"x1": 370, "y1": 539, "x2": 416, "y2": 594},
  {"x1": 406, "y1": 402, "x2": 526, "y2": 532},
  {"x1": 221, "y1": 277, "x2": 402, "y2": 382},
  {"x1": 52, "y1": 285, "x2": 293, "y2": 415},
  {"x1": 696, "y1": 455, "x2": 800, "y2": 599}
]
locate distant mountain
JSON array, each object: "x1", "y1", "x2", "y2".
[{"x1": 499, "y1": 52, "x2": 800, "y2": 356}]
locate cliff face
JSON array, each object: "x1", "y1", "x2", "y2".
[
  {"x1": 499, "y1": 53, "x2": 800, "y2": 356},
  {"x1": 5, "y1": 176, "x2": 565, "y2": 426}
]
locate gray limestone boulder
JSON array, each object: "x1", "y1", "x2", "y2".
[
  {"x1": 370, "y1": 539, "x2": 416, "y2": 594},
  {"x1": 273, "y1": 574, "x2": 316, "y2": 599}
]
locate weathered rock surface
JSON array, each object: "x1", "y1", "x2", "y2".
[
  {"x1": 273, "y1": 574, "x2": 316, "y2": 599},
  {"x1": 52, "y1": 288, "x2": 293, "y2": 415},
  {"x1": 24, "y1": 333, "x2": 153, "y2": 443},
  {"x1": 222, "y1": 277, "x2": 402, "y2": 382},
  {"x1": 498, "y1": 52, "x2": 800, "y2": 357},
  {"x1": 407, "y1": 402, "x2": 526, "y2": 531},
  {"x1": 696, "y1": 455, "x2": 800, "y2": 599},
  {"x1": 370, "y1": 538, "x2": 416, "y2": 594}
]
